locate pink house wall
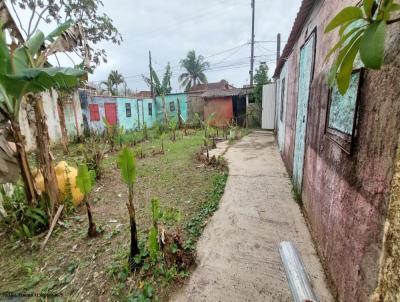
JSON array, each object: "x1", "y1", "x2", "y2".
[{"x1": 278, "y1": 1, "x2": 400, "y2": 301}]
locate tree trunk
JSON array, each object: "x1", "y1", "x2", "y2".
[
  {"x1": 177, "y1": 98, "x2": 183, "y2": 129},
  {"x1": 33, "y1": 94, "x2": 60, "y2": 219},
  {"x1": 10, "y1": 120, "x2": 37, "y2": 205},
  {"x1": 57, "y1": 97, "x2": 69, "y2": 155},
  {"x1": 127, "y1": 187, "x2": 139, "y2": 271},
  {"x1": 162, "y1": 95, "x2": 168, "y2": 126},
  {"x1": 85, "y1": 200, "x2": 98, "y2": 237}
]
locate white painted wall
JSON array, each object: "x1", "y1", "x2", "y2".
[
  {"x1": 276, "y1": 62, "x2": 288, "y2": 152},
  {"x1": 261, "y1": 83, "x2": 276, "y2": 130},
  {"x1": 19, "y1": 90, "x2": 82, "y2": 151}
]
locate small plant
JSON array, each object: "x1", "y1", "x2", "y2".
[
  {"x1": 103, "y1": 118, "x2": 125, "y2": 151},
  {"x1": 1, "y1": 184, "x2": 48, "y2": 239},
  {"x1": 82, "y1": 135, "x2": 107, "y2": 179},
  {"x1": 160, "y1": 132, "x2": 166, "y2": 154},
  {"x1": 128, "y1": 282, "x2": 156, "y2": 302},
  {"x1": 143, "y1": 122, "x2": 149, "y2": 141},
  {"x1": 168, "y1": 118, "x2": 178, "y2": 142},
  {"x1": 117, "y1": 147, "x2": 140, "y2": 271},
  {"x1": 203, "y1": 136, "x2": 210, "y2": 159},
  {"x1": 148, "y1": 198, "x2": 161, "y2": 262},
  {"x1": 76, "y1": 164, "x2": 99, "y2": 237}
]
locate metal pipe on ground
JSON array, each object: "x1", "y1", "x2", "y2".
[{"x1": 279, "y1": 241, "x2": 319, "y2": 302}]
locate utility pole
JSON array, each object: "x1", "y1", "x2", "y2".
[
  {"x1": 249, "y1": 0, "x2": 255, "y2": 87},
  {"x1": 276, "y1": 33, "x2": 281, "y2": 65},
  {"x1": 149, "y1": 50, "x2": 154, "y2": 98}
]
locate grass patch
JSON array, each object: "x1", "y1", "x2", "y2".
[{"x1": 0, "y1": 129, "x2": 228, "y2": 301}]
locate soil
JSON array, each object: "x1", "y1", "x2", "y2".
[{"x1": 0, "y1": 131, "x2": 221, "y2": 301}]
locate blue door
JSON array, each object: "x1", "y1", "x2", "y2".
[{"x1": 293, "y1": 32, "x2": 315, "y2": 191}]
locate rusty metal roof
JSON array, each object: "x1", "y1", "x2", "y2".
[
  {"x1": 202, "y1": 88, "x2": 247, "y2": 98},
  {"x1": 273, "y1": 0, "x2": 316, "y2": 78}
]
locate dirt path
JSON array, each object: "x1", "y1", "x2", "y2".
[{"x1": 172, "y1": 131, "x2": 333, "y2": 302}]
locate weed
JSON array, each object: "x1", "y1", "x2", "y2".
[{"x1": 184, "y1": 171, "x2": 228, "y2": 250}]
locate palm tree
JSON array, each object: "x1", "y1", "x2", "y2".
[
  {"x1": 143, "y1": 63, "x2": 172, "y2": 125},
  {"x1": 101, "y1": 70, "x2": 124, "y2": 95},
  {"x1": 179, "y1": 50, "x2": 210, "y2": 92}
]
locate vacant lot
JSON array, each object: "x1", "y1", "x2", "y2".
[{"x1": 0, "y1": 130, "x2": 228, "y2": 301}]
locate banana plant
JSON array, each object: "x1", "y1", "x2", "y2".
[
  {"x1": 117, "y1": 147, "x2": 140, "y2": 271},
  {"x1": 0, "y1": 21, "x2": 86, "y2": 213},
  {"x1": 148, "y1": 197, "x2": 161, "y2": 262},
  {"x1": 169, "y1": 118, "x2": 178, "y2": 142},
  {"x1": 325, "y1": 0, "x2": 400, "y2": 94},
  {"x1": 76, "y1": 164, "x2": 99, "y2": 237}
]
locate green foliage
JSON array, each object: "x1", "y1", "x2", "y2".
[
  {"x1": 117, "y1": 147, "x2": 137, "y2": 185},
  {"x1": 151, "y1": 198, "x2": 161, "y2": 227},
  {"x1": 184, "y1": 172, "x2": 228, "y2": 250},
  {"x1": 253, "y1": 62, "x2": 272, "y2": 104},
  {"x1": 81, "y1": 135, "x2": 107, "y2": 179},
  {"x1": 1, "y1": 184, "x2": 48, "y2": 239},
  {"x1": 101, "y1": 70, "x2": 124, "y2": 95},
  {"x1": 76, "y1": 164, "x2": 94, "y2": 195},
  {"x1": 0, "y1": 21, "x2": 85, "y2": 119},
  {"x1": 128, "y1": 282, "x2": 156, "y2": 302},
  {"x1": 148, "y1": 227, "x2": 159, "y2": 262},
  {"x1": 12, "y1": 0, "x2": 122, "y2": 68},
  {"x1": 179, "y1": 50, "x2": 210, "y2": 92},
  {"x1": 103, "y1": 118, "x2": 125, "y2": 150},
  {"x1": 143, "y1": 63, "x2": 172, "y2": 96},
  {"x1": 325, "y1": 0, "x2": 400, "y2": 94}
]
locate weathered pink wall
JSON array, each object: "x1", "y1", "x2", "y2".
[
  {"x1": 279, "y1": 1, "x2": 400, "y2": 301},
  {"x1": 204, "y1": 97, "x2": 233, "y2": 127}
]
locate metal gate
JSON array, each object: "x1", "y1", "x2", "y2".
[{"x1": 293, "y1": 31, "x2": 315, "y2": 191}]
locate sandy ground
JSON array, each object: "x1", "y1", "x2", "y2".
[{"x1": 172, "y1": 131, "x2": 333, "y2": 302}]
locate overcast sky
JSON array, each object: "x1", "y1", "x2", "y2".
[{"x1": 9, "y1": 0, "x2": 301, "y2": 93}]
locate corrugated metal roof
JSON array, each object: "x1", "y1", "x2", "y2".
[
  {"x1": 273, "y1": 0, "x2": 316, "y2": 78},
  {"x1": 202, "y1": 88, "x2": 246, "y2": 98}
]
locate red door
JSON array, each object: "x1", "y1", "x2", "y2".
[{"x1": 104, "y1": 103, "x2": 117, "y2": 125}]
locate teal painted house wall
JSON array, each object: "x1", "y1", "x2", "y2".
[
  {"x1": 116, "y1": 97, "x2": 156, "y2": 130},
  {"x1": 155, "y1": 93, "x2": 187, "y2": 122}
]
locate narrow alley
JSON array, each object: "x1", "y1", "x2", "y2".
[{"x1": 173, "y1": 131, "x2": 333, "y2": 301}]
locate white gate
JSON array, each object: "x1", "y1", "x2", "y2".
[{"x1": 261, "y1": 83, "x2": 276, "y2": 130}]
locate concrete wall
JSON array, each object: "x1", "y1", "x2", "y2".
[
  {"x1": 155, "y1": 93, "x2": 187, "y2": 123},
  {"x1": 187, "y1": 94, "x2": 205, "y2": 123},
  {"x1": 83, "y1": 96, "x2": 118, "y2": 133},
  {"x1": 204, "y1": 97, "x2": 233, "y2": 127},
  {"x1": 19, "y1": 90, "x2": 83, "y2": 150},
  {"x1": 274, "y1": 1, "x2": 400, "y2": 301}
]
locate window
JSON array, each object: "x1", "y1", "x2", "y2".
[
  {"x1": 148, "y1": 103, "x2": 152, "y2": 116},
  {"x1": 125, "y1": 103, "x2": 131, "y2": 117},
  {"x1": 280, "y1": 78, "x2": 285, "y2": 122},
  {"x1": 89, "y1": 104, "x2": 100, "y2": 121},
  {"x1": 326, "y1": 70, "x2": 362, "y2": 154},
  {"x1": 169, "y1": 101, "x2": 175, "y2": 112}
]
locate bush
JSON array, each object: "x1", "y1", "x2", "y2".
[{"x1": 1, "y1": 183, "x2": 49, "y2": 239}]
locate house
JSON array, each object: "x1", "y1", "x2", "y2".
[
  {"x1": 81, "y1": 93, "x2": 188, "y2": 132},
  {"x1": 202, "y1": 88, "x2": 247, "y2": 127},
  {"x1": 155, "y1": 93, "x2": 188, "y2": 124},
  {"x1": 187, "y1": 80, "x2": 235, "y2": 122},
  {"x1": 272, "y1": 0, "x2": 400, "y2": 301}
]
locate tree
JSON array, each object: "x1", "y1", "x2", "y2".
[
  {"x1": 179, "y1": 50, "x2": 210, "y2": 92},
  {"x1": 8, "y1": 0, "x2": 122, "y2": 69},
  {"x1": 143, "y1": 63, "x2": 172, "y2": 126},
  {"x1": 101, "y1": 70, "x2": 124, "y2": 96},
  {"x1": 253, "y1": 62, "x2": 271, "y2": 104},
  {"x1": 117, "y1": 147, "x2": 140, "y2": 271},
  {"x1": 325, "y1": 0, "x2": 400, "y2": 94},
  {"x1": 0, "y1": 21, "x2": 85, "y2": 216}
]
